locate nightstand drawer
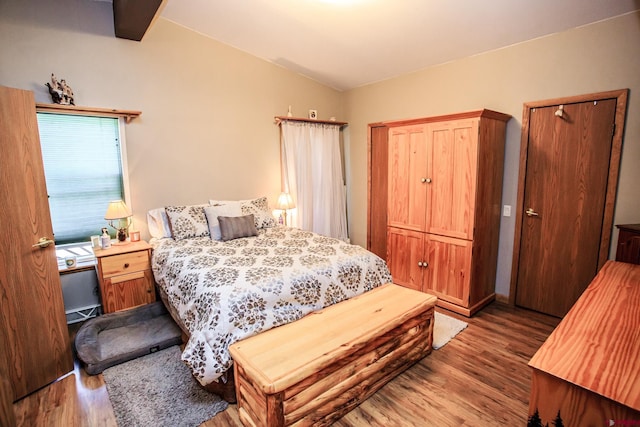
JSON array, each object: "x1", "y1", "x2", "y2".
[{"x1": 101, "y1": 251, "x2": 149, "y2": 278}]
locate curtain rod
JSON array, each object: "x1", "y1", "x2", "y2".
[{"x1": 274, "y1": 116, "x2": 348, "y2": 127}]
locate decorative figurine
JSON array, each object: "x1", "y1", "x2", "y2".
[{"x1": 45, "y1": 73, "x2": 75, "y2": 105}]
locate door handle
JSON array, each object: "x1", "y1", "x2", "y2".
[
  {"x1": 32, "y1": 237, "x2": 55, "y2": 248},
  {"x1": 420, "y1": 178, "x2": 432, "y2": 184},
  {"x1": 525, "y1": 208, "x2": 539, "y2": 217}
]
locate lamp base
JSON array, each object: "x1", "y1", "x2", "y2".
[{"x1": 117, "y1": 228, "x2": 128, "y2": 242}]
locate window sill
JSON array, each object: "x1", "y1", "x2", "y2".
[
  {"x1": 59, "y1": 260, "x2": 96, "y2": 275},
  {"x1": 56, "y1": 242, "x2": 96, "y2": 274}
]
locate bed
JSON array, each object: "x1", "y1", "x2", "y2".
[{"x1": 147, "y1": 198, "x2": 392, "y2": 400}]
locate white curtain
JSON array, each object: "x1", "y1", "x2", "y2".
[{"x1": 281, "y1": 121, "x2": 348, "y2": 240}]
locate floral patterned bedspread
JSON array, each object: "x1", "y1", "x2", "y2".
[{"x1": 151, "y1": 226, "x2": 392, "y2": 386}]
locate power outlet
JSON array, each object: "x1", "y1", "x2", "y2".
[{"x1": 503, "y1": 205, "x2": 511, "y2": 217}]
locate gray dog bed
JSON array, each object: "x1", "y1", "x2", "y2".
[{"x1": 75, "y1": 302, "x2": 183, "y2": 375}]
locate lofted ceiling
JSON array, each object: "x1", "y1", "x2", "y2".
[{"x1": 126, "y1": 0, "x2": 640, "y2": 91}]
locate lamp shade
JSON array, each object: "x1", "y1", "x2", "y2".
[
  {"x1": 104, "y1": 200, "x2": 132, "y2": 220},
  {"x1": 276, "y1": 192, "x2": 295, "y2": 210}
]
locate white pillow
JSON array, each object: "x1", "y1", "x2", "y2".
[
  {"x1": 147, "y1": 208, "x2": 172, "y2": 239},
  {"x1": 204, "y1": 202, "x2": 243, "y2": 240},
  {"x1": 209, "y1": 196, "x2": 277, "y2": 229}
]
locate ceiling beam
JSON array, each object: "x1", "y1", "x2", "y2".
[{"x1": 113, "y1": 0, "x2": 165, "y2": 41}]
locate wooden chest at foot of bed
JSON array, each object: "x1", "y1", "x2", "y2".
[{"x1": 228, "y1": 283, "x2": 437, "y2": 427}]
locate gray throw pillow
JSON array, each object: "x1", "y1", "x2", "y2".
[{"x1": 218, "y1": 214, "x2": 258, "y2": 241}]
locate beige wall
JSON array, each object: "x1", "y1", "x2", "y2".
[
  {"x1": 2, "y1": 1, "x2": 638, "y2": 299},
  {"x1": 0, "y1": 0, "x2": 343, "y2": 239},
  {"x1": 344, "y1": 11, "x2": 640, "y2": 297}
]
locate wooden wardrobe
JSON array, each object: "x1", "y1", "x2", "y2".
[
  {"x1": 0, "y1": 86, "x2": 73, "y2": 403},
  {"x1": 371, "y1": 110, "x2": 510, "y2": 316}
]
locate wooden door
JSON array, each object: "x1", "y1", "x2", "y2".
[
  {"x1": 387, "y1": 125, "x2": 428, "y2": 231},
  {"x1": 367, "y1": 125, "x2": 388, "y2": 260},
  {"x1": 513, "y1": 91, "x2": 627, "y2": 317},
  {"x1": 0, "y1": 86, "x2": 73, "y2": 400},
  {"x1": 386, "y1": 227, "x2": 424, "y2": 292},
  {"x1": 423, "y1": 234, "x2": 472, "y2": 307},
  {"x1": 426, "y1": 119, "x2": 478, "y2": 240}
]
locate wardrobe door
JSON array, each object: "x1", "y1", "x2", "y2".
[
  {"x1": 386, "y1": 227, "x2": 424, "y2": 292},
  {"x1": 387, "y1": 124, "x2": 428, "y2": 232},
  {"x1": 426, "y1": 119, "x2": 478, "y2": 240},
  {"x1": 423, "y1": 234, "x2": 472, "y2": 308},
  {"x1": 0, "y1": 86, "x2": 73, "y2": 401}
]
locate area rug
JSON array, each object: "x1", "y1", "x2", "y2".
[
  {"x1": 433, "y1": 311, "x2": 468, "y2": 349},
  {"x1": 103, "y1": 346, "x2": 228, "y2": 427}
]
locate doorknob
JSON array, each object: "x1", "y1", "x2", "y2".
[
  {"x1": 32, "y1": 237, "x2": 55, "y2": 248},
  {"x1": 525, "y1": 208, "x2": 539, "y2": 217},
  {"x1": 420, "y1": 178, "x2": 432, "y2": 183}
]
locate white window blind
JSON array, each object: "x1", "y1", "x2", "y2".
[{"x1": 37, "y1": 113, "x2": 125, "y2": 245}]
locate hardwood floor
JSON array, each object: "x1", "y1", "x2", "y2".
[{"x1": 12, "y1": 301, "x2": 559, "y2": 426}]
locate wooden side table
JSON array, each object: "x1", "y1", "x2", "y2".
[
  {"x1": 616, "y1": 224, "x2": 640, "y2": 265},
  {"x1": 93, "y1": 240, "x2": 156, "y2": 313},
  {"x1": 528, "y1": 261, "x2": 640, "y2": 426}
]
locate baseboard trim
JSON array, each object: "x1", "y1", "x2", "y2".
[{"x1": 495, "y1": 294, "x2": 510, "y2": 305}]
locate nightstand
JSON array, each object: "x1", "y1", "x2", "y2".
[
  {"x1": 93, "y1": 240, "x2": 156, "y2": 313},
  {"x1": 616, "y1": 224, "x2": 640, "y2": 265}
]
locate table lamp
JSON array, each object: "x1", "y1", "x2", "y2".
[
  {"x1": 105, "y1": 200, "x2": 132, "y2": 242},
  {"x1": 276, "y1": 192, "x2": 295, "y2": 226}
]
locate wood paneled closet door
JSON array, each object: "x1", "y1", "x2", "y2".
[
  {"x1": 0, "y1": 86, "x2": 73, "y2": 401},
  {"x1": 387, "y1": 124, "x2": 429, "y2": 232},
  {"x1": 511, "y1": 90, "x2": 628, "y2": 318},
  {"x1": 426, "y1": 119, "x2": 478, "y2": 240}
]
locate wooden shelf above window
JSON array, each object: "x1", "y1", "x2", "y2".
[
  {"x1": 36, "y1": 103, "x2": 141, "y2": 123},
  {"x1": 275, "y1": 116, "x2": 348, "y2": 127}
]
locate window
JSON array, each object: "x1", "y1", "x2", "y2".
[{"x1": 36, "y1": 113, "x2": 130, "y2": 248}]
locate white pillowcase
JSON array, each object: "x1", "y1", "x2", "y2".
[
  {"x1": 209, "y1": 196, "x2": 277, "y2": 229},
  {"x1": 204, "y1": 202, "x2": 243, "y2": 240},
  {"x1": 147, "y1": 208, "x2": 172, "y2": 239}
]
